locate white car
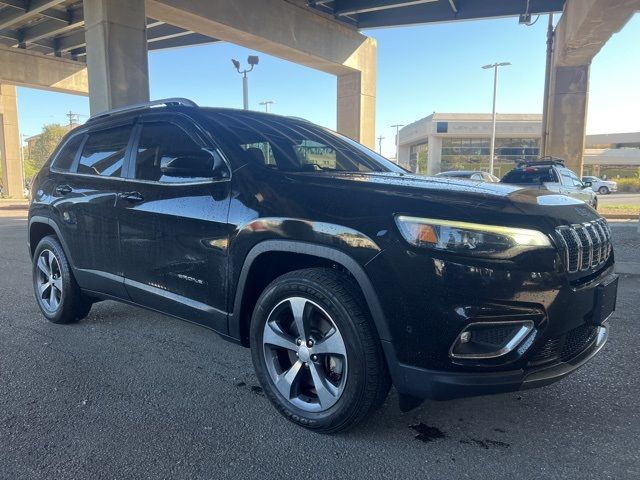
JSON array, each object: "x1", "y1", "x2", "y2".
[{"x1": 582, "y1": 175, "x2": 617, "y2": 195}]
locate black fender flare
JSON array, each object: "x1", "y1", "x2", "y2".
[
  {"x1": 229, "y1": 240, "x2": 392, "y2": 343},
  {"x1": 28, "y1": 215, "x2": 76, "y2": 267}
]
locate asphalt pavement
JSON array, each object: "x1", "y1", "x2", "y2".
[
  {"x1": 600, "y1": 192, "x2": 640, "y2": 206},
  {"x1": 1, "y1": 215, "x2": 639, "y2": 480}
]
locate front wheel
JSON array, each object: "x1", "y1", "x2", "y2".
[
  {"x1": 250, "y1": 268, "x2": 390, "y2": 433},
  {"x1": 598, "y1": 186, "x2": 610, "y2": 195}
]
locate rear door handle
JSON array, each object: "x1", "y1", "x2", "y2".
[
  {"x1": 55, "y1": 185, "x2": 72, "y2": 195},
  {"x1": 118, "y1": 191, "x2": 144, "y2": 203}
]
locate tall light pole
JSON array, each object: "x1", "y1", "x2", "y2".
[
  {"x1": 482, "y1": 61, "x2": 511, "y2": 175},
  {"x1": 232, "y1": 55, "x2": 259, "y2": 110},
  {"x1": 377, "y1": 135, "x2": 384, "y2": 154},
  {"x1": 259, "y1": 100, "x2": 274, "y2": 113},
  {"x1": 391, "y1": 124, "x2": 404, "y2": 164}
]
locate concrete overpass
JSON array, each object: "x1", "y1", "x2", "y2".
[{"x1": 0, "y1": 0, "x2": 638, "y2": 197}]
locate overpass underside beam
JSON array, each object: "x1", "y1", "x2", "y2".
[{"x1": 146, "y1": 0, "x2": 377, "y2": 148}]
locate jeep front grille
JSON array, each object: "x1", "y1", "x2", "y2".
[{"x1": 555, "y1": 219, "x2": 612, "y2": 273}]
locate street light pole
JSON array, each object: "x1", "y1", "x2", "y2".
[
  {"x1": 482, "y1": 62, "x2": 511, "y2": 175},
  {"x1": 377, "y1": 135, "x2": 384, "y2": 154},
  {"x1": 259, "y1": 100, "x2": 274, "y2": 113},
  {"x1": 232, "y1": 56, "x2": 260, "y2": 110},
  {"x1": 391, "y1": 124, "x2": 404, "y2": 164}
]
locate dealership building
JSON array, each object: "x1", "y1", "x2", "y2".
[{"x1": 397, "y1": 113, "x2": 640, "y2": 178}]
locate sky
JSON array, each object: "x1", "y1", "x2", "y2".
[{"x1": 15, "y1": 12, "x2": 640, "y2": 158}]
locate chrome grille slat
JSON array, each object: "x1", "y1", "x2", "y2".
[{"x1": 555, "y1": 219, "x2": 612, "y2": 273}]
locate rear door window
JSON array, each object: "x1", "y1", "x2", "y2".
[
  {"x1": 77, "y1": 125, "x2": 132, "y2": 177},
  {"x1": 52, "y1": 135, "x2": 83, "y2": 172}
]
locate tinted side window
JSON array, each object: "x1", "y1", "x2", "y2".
[
  {"x1": 52, "y1": 135, "x2": 83, "y2": 171},
  {"x1": 134, "y1": 122, "x2": 210, "y2": 183},
  {"x1": 558, "y1": 168, "x2": 582, "y2": 187},
  {"x1": 77, "y1": 126, "x2": 131, "y2": 177}
]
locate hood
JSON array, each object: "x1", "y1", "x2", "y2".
[{"x1": 283, "y1": 171, "x2": 599, "y2": 227}]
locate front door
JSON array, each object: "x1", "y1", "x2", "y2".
[
  {"x1": 117, "y1": 116, "x2": 232, "y2": 332},
  {"x1": 558, "y1": 167, "x2": 592, "y2": 204}
]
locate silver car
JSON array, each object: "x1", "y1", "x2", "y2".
[
  {"x1": 502, "y1": 160, "x2": 598, "y2": 209},
  {"x1": 582, "y1": 175, "x2": 618, "y2": 195}
]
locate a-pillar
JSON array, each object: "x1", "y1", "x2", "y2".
[
  {"x1": 83, "y1": 0, "x2": 150, "y2": 114},
  {"x1": 0, "y1": 84, "x2": 23, "y2": 198}
]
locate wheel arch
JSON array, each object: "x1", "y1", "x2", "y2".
[
  {"x1": 229, "y1": 240, "x2": 391, "y2": 348},
  {"x1": 28, "y1": 216, "x2": 74, "y2": 266}
]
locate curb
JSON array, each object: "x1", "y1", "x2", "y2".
[
  {"x1": 602, "y1": 214, "x2": 639, "y2": 220},
  {"x1": 615, "y1": 262, "x2": 640, "y2": 277}
]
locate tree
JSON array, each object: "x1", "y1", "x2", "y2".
[{"x1": 24, "y1": 123, "x2": 69, "y2": 183}]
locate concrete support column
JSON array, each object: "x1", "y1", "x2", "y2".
[
  {"x1": 426, "y1": 135, "x2": 442, "y2": 176},
  {"x1": 83, "y1": 0, "x2": 149, "y2": 114},
  {"x1": 337, "y1": 71, "x2": 375, "y2": 149},
  {"x1": 0, "y1": 84, "x2": 24, "y2": 198},
  {"x1": 546, "y1": 65, "x2": 589, "y2": 175},
  {"x1": 544, "y1": 0, "x2": 639, "y2": 175},
  {"x1": 336, "y1": 39, "x2": 376, "y2": 149}
]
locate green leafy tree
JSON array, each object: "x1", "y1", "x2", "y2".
[{"x1": 24, "y1": 123, "x2": 69, "y2": 183}]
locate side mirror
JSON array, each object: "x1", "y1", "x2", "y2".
[{"x1": 160, "y1": 148, "x2": 229, "y2": 179}]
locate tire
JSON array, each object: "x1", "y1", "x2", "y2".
[
  {"x1": 598, "y1": 186, "x2": 609, "y2": 195},
  {"x1": 250, "y1": 268, "x2": 391, "y2": 433},
  {"x1": 32, "y1": 235, "x2": 93, "y2": 324}
]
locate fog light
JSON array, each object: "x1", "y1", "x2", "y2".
[{"x1": 450, "y1": 321, "x2": 534, "y2": 360}]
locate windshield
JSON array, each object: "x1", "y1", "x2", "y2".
[
  {"x1": 202, "y1": 111, "x2": 404, "y2": 174},
  {"x1": 502, "y1": 166, "x2": 557, "y2": 184}
]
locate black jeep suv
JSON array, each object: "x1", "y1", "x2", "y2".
[{"x1": 28, "y1": 98, "x2": 618, "y2": 433}]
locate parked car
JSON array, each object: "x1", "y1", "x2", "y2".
[
  {"x1": 501, "y1": 159, "x2": 598, "y2": 209},
  {"x1": 582, "y1": 175, "x2": 617, "y2": 195},
  {"x1": 435, "y1": 170, "x2": 500, "y2": 182},
  {"x1": 28, "y1": 99, "x2": 618, "y2": 433}
]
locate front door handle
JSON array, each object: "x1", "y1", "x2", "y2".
[
  {"x1": 118, "y1": 191, "x2": 144, "y2": 203},
  {"x1": 55, "y1": 185, "x2": 72, "y2": 195}
]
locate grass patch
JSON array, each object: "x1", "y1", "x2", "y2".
[{"x1": 599, "y1": 204, "x2": 640, "y2": 216}]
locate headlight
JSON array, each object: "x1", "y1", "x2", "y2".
[{"x1": 395, "y1": 215, "x2": 552, "y2": 258}]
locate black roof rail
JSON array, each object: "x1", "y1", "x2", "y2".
[
  {"x1": 87, "y1": 98, "x2": 198, "y2": 121},
  {"x1": 516, "y1": 156, "x2": 565, "y2": 167}
]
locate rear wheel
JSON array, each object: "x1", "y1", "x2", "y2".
[
  {"x1": 33, "y1": 236, "x2": 93, "y2": 324},
  {"x1": 598, "y1": 186, "x2": 609, "y2": 195},
  {"x1": 250, "y1": 268, "x2": 390, "y2": 433}
]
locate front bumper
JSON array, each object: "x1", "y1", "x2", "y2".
[{"x1": 383, "y1": 324, "x2": 608, "y2": 400}]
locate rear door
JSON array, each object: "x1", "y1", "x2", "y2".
[
  {"x1": 117, "y1": 114, "x2": 232, "y2": 331},
  {"x1": 50, "y1": 121, "x2": 135, "y2": 297}
]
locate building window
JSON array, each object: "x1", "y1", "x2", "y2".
[{"x1": 440, "y1": 136, "x2": 540, "y2": 177}]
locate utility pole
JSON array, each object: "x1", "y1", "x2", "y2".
[
  {"x1": 259, "y1": 100, "x2": 274, "y2": 113},
  {"x1": 65, "y1": 111, "x2": 79, "y2": 127},
  {"x1": 232, "y1": 56, "x2": 260, "y2": 110},
  {"x1": 391, "y1": 124, "x2": 404, "y2": 164},
  {"x1": 540, "y1": 14, "x2": 554, "y2": 157},
  {"x1": 482, "y1": 62, "x2": 511, "y2": 175},
  {"x1": 377, "y1": 135, "x2": 384, "y2": 155}
]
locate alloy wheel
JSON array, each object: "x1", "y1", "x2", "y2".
[
  {"x1": 262, "y1": 297, "x2": 348, "y2": 412},
  {"x1": 36, "y1": 249, "x2": 63, "y2": 312}
]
